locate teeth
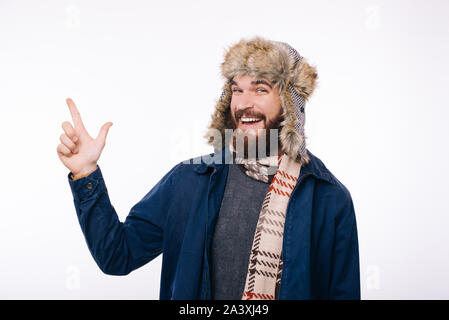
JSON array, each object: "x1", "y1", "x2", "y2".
[{"x1": 241, "y1": 117, "x2": 261, "y2": 123}]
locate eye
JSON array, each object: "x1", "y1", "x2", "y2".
[
  {"x1": 257, "y1": 88, "x2": 268, "y2": 93},
  {"x1": 232, "y1": 88, "x2": 242, "y2": 93}
]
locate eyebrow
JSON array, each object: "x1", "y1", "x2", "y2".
[{"x1": 230, "y1": 79, "x2": 273, "y2": 89}]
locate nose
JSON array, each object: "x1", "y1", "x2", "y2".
[
  {"x1": 234, "y1": 92, "x2": 256, "y2": 111},
  {"x1": 235, "y1": 99, "x2": 255, "y2": 112}
]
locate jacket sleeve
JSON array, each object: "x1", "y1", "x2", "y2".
[
  {"x1": 68, "y1": 164, "x2": 180, "y2": 275},
  {"x1": 328, "y1": 188, "x2": 361, "y2": 299}
]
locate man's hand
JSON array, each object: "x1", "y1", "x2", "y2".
[{"x1": 57, "y1": 98, "x2": 113, "y2": 177}]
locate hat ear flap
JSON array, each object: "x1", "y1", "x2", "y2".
[
  {"x1": 204, "y1": 81, "x2": 233, "y2": 152},
  {"x1": 290, "y1": 58, "x2": 318, "y2": 101},
  {"x1": 279, "y1": 85, "x2": 302, "y2": 161}
]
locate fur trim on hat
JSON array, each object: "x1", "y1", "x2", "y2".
[{"x1": 205, "y1": 36, "x2": 318, "y2": 164}]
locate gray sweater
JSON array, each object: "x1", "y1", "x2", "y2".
[{"x1": 210, "y1": 164, "x2": 270, "y2": 300}]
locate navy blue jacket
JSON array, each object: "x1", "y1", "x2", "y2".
[{"x1": 68, "y1": 148, "x2": 360, "y2": 299}]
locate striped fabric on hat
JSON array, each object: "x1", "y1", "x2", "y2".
[{"x1": 275, "y1": 40, "x2": 308, "y2": 160}]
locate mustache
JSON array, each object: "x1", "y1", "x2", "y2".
[{"x1": 234, "y1": 109, "x2": 266, "y2": 121}]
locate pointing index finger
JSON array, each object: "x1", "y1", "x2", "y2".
[{"x1": 66, "y1": 98, "x2": 86, "y2": 131}]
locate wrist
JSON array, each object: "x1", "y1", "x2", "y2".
[{"x1": 71, "y1": 164, "x2": 98, "y2": 180}]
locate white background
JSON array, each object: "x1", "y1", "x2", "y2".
[{"x1": 1, "y1": 0, "x2": 448, "y2": 299}]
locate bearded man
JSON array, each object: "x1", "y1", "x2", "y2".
[{"x1": 57, "y1": 36, "x2": 360, "y2": 300}]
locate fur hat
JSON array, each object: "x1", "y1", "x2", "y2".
[{"x1": 204, "y1": 36, "x2": 318, "y2": 165}]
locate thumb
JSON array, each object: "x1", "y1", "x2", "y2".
[{"x1": 96, "y1": 122, "x2": 113, "y2": 144}]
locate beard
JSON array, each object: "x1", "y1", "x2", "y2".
[{"x1": 227, "y1": 108, "x2": 284, "y2": 160}]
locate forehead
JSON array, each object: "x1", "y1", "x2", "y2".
[{"x1": 230, "y1": 75, "x2": 273, "y2": 87}]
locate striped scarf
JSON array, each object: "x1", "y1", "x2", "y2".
[{"x1": 237, "y1": 153, "x2": 302, "y2": 300}]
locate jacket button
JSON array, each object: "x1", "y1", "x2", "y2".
[{"x1": 86, "y1": 182, "x2": 93, "y2": 190}]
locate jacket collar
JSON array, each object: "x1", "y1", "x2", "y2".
[
  {"x1": 193, "y1": 147, "x2": 334, "y2": 184},
  {"x1": 298, "y1": 150, "x2": 334, "y2": 184}
]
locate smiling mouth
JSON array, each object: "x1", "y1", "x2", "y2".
[{"x1": 240, "y1": 117, "x2": 263, "y2": 125}]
